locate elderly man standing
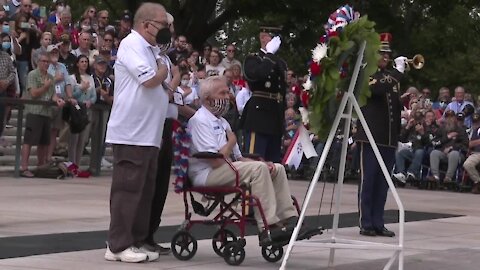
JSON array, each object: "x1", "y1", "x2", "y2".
[
  {"x1": 104, "y1": 2, "x2": 170, "y2": 263},
  {"x1": 20, "y1": 52, "x2": 65, "y2": 177}
]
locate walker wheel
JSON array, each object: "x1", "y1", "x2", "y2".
[
  {"x1": 212, "y1": 228, "x2": 237, "y2": 257},
  {"x1": 171, "y1": 231, "x2": 198, "y2": 261},
  {"x1": 261, "y1": 245, "x2": 284, "y2": 262},
  {"x1": 223, "y1": 242, "x2": 245, "y2": 265}
]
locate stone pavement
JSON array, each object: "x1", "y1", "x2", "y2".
[{"x1": 0, "y1": 176, "x2": 479, "y2": 269}]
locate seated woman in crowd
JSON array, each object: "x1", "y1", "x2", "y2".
[{"x1": 427, "y1": 110, "x2": 468, "y2": 183}]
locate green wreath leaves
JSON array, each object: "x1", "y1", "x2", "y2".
[{"x1": 307, "y1": 16, "x2": 380, "y2": 139}]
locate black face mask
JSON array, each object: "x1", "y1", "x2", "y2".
[{"x1": 155, "y1": 27, "x2": 171, "y2": 45}]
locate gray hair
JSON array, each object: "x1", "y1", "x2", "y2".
[
  {"x1": 133, "y1": 2, "x2": 166, "y2": 28},
  {"x1": 199, "y1": 76, "x2": 227, "y2": 102}
]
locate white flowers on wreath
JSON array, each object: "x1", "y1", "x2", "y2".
[
  {"x1": 311, "y1": 43, "x2": 328, "y2": 63},
  {"x1": 302, "y1": 76, "x2": 312, "y2": 90}
]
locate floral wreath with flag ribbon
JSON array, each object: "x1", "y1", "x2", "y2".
[{"x1": 302, "y1": 5, "x2": 380, "y2": 139}]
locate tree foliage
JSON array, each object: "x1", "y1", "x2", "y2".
[{"x1": 58, "y1": 0, "x2": 480, "y2": 96}]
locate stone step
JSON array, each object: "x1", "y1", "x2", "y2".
[
  {"x1": 0, "y1": 144, "x2": 113, "y2": 156},
  {"x1": 0, "y1": 154, "x2": 113, "y2": 167},
  {"x1": 0, "y1": 165, "x2": 113, "y2": 177}
]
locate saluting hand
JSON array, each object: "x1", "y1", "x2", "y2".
[{"x1": 266, "y1": 36, "x2": 281, "y2": 54}]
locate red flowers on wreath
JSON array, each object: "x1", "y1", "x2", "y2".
[{"x1": 310, "y1": 62, "x2": 322, "y2": 76}]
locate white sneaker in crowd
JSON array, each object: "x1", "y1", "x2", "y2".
[
  {"x1": 139, "y1": 246, "x2": 160, "y2": 261},
  {"x1": 392, "y1": 172, "x2": 406, "y2": 183},
  {"x1": 104, "y1": 245, "x2": 147, "y2": 263},
  {"x1": 101, "y1": 158, "x2": 113, "y2": 168}
]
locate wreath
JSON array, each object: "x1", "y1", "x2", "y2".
[{"x1": 302, "y1": 5, "x2": 381, "y2": 139}]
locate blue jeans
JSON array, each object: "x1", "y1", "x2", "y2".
[
  {"x1": 395, "y1": 148, "x2": 424, "y2": 178},
  {"x1": 16, "y1": 60, "x2": 29, "y2": 97}
]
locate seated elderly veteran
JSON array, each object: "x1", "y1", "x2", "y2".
[{"x1": 187, "y1": 75, "x2": 298, "y2": 243}]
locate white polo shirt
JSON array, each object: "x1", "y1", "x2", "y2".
[
  {"x1": 187, "y1": 106, "x2": 242, "y2": 186},
  {"x1": 106, "y1": 30, "x2": 169, "y2": 148}
]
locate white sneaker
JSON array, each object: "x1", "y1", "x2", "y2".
[
  {"x1": 139, "y1": 246, "x2": 160, "y2": 262},
  {"x1": 104, "y1": 245, "x2": 147, "y2": 263},
  {"x1": 393, "y1": 172, "x2": 406, "y2": 183},
  {"x1": 101, "y1": 158, "x2": 113, "y2": 168}
]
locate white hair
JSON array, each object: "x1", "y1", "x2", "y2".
[
  {"x1": 133, "y1": 2, "x2": 166, "y2": 28},
  {"x1": 199, "y1": 76, "x2": 227, "y2": 102}
]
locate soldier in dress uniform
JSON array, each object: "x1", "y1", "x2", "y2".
[
  {"x1": 241, "y1": 25, "x2": 288, "y2": 162},
  {"x1": 355, "y1": 33, "x2": 408, "y2": 237}
]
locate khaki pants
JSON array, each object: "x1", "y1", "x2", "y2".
[
  {"x1": 205, "y1": 161, "x2": 297, "y2": 229},
  {"x1": 463, "y1": 153, "x2": 480, "y2": 183}
]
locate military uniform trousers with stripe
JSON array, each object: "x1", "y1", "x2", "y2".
[{"x1": 358, "y1": 142, "x2": 395, "y2": 230}]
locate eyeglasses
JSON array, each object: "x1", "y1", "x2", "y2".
[{"x1": 147, "y1": 20, "x2": 168, "y2": 29}]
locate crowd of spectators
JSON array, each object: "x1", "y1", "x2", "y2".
[
  {"x1": 0, "y1": 1, "x2": 479, "y2": 194},
  {"x1": 0, "y1": 0, "x2": 122, "y2": 176}
]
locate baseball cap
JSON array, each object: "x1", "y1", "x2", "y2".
[
  {"x1": 46, "y1": 44, "x2": 59, "y2": 53},
  {"x1": 121, "y1": 10, "x2": 132, "y2": 22},
  {"x1": 60, "y1": 33, "x2": 70, "y2": 43},
  {"x1": 94, "y1": 55, "x2": 108, "y2": 64}
]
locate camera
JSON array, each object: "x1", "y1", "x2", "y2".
[{"x1": 20, "y1": 22, "x2": 30, "y2": 29}]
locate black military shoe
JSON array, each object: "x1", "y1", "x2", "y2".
[
  {"x1": 359, "y1": 228, "x2": 376, "y2": 236},
  {"x1": 375, "y1": 227, "x2": 395, "y2": 237}
]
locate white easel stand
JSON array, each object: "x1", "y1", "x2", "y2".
[{"x1": 280, "y1": 41, "x2": 405, "y2": 270}]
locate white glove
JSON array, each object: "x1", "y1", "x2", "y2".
[
  {"x1": 265, "y1": 36, "x2": 281, "y2": 54},
  {"x1": 394, "y1": 56, "x2": 408, "y2": 74}
]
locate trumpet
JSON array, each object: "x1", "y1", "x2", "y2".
[
  {"x1": 390, "y1": 54, "x2": 425, "y2": 70},
  {"x1": 407, "y1": 54, "x2": 425, "y2": 70}
]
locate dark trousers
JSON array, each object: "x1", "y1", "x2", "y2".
[
  {"x1": 108, "y1": 144, "x2": 159, "y2": 253},
  {"x1": 358, "y1": 143, "x2": 395, "y2": 230},
  {"x1": 244, "y1": 131, "x2": 282, "y2": 162},
  {"x1": 145, "y1": 118, "x2": 173, "y2": 244}
]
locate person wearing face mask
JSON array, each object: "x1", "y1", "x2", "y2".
[
  {"x1": 47, "y1": 0, "x2": 66, "y2": 24},
  {"x1": 432, "y1": 86, "x2": 451, "y2": 109},
  {"x1": 0, "y1": 32, "x2": 16, "y2": 155},
  {"x1": 188, "y1": 75, "x2": 300, "y2": 245},
  {"x1": 143, "y1": 11, "x2": 196, "y2": 257},
  {"x1": 104, "y1": 3, "x2": 170, "y2": 263}
]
